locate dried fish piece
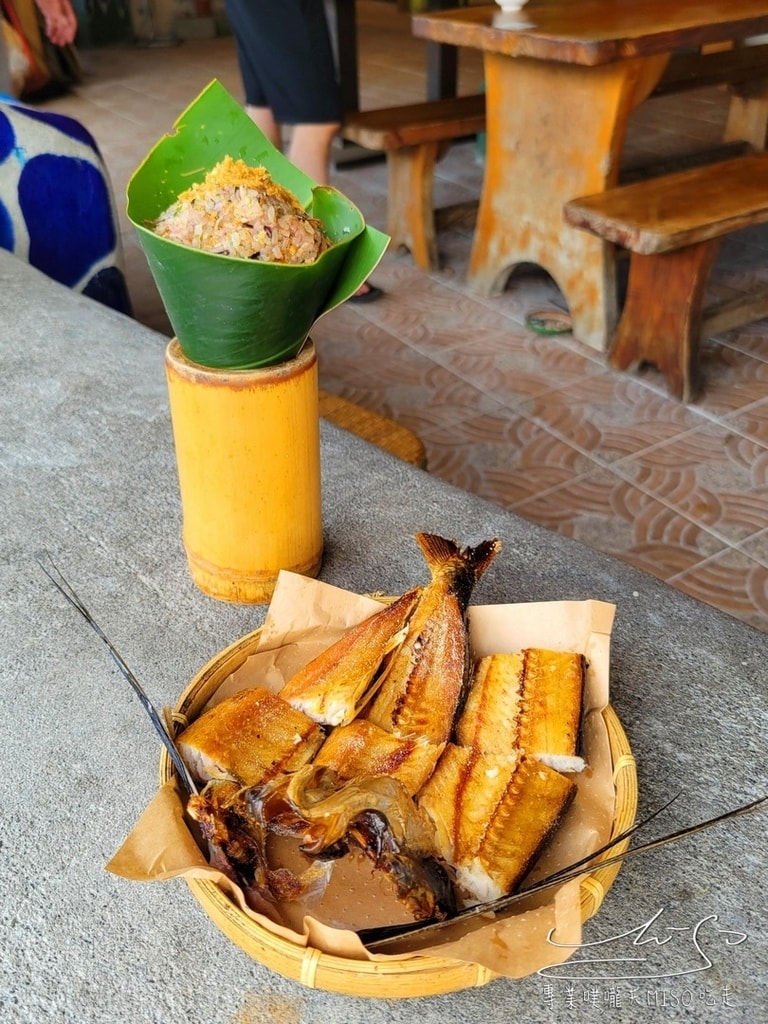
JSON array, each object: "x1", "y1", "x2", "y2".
[
  {"x1": 314, "y1": 719, "x2": 445, "y2": 796},
  {"x1": 519, "y1": 648, "x2": 585, "y2": 769},
  {"x1": 455, "y1": 652, "x2": 525, "y2": 751},
  {"x1": 418, "y1": 745, "x2": 576, "y2": 903},
  {"x1": 366, "y1": 533, "x2": 501, "y2": 744},
  {"x1": 280, "y1": 588, "x2": 421, "y2": 727},
  {"x1": 457, "y1": 649, "x2": 585, "y2": 770},
  {"x1": 190, "y1": 767, "x2": 456, "y2": 926},
  {"x1": 177, "y1": 687, "x2": 325, "y2": 787},
  {"x1": 187, "y1": 779, "x2": 332, "y2": 918},
  {"x1": 267, "y1": 838, "x2": 440, "y2": 933}
]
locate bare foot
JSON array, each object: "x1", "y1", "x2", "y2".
[{"x1": 349, "y1": 281, "x2": 383, "y2": 304}]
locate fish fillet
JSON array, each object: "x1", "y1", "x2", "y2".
[
  {"x1": 456, "y1": 648, "x2": 585, "y2": 769},
  {"x1": 177, "y1": 687, "x2": 325, "y2": 787},
  {"x1": 279, "y1": 587, "x2": 420, "y2": 726},
  {"x1": 455, "y1": 652, "x2": 525, "y2": 751},
  {"x1": 519, "y1": 648, "x2": 585, "y2": 766},
  {"x1": 418, "y1": 745, "x2": 576, "y2": 902},
  {"x1": 366, "y1": 533, "x2": 501, "y2": 743},
  {"x1": 314, "y1": 719, "x2": 445, "y2": 796}
]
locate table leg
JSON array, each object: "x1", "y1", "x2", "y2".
[
  {"x1": 387, "y1": 141, "x2": 442, "y2": 270},
  {"x1": 724, "y1": 79, "x2": 768, "y2": 151},
  {"x1": 327, "y1": 0, "x2": 359, "y2": 114},
  {"x1": 469, "y1": 53, "x2": 667, "y2": 350}
]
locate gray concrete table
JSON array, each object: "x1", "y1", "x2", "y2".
[{"x1": 1, "y1": 249, "x2": 766, "y2": 1023}]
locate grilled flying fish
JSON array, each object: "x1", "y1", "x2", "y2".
[
  {"x1": 418, "y1": 744, "x2": 576, "y2": 902},
  {"x1": 456, "y1": 648, "x2": 585, "y2": 769},
  {"x1": 177, "y1": 687, "x2": 325, "y2": 787},
  {"x1": 366, "y1": 533, "x2": 501, "y2": 744},
  {"x1": 280, "y1": 587, "x2": 421, "y2": 726}
]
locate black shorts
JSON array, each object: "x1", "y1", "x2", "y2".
[{"x1": 224, "y1": 0, "x2": 342, "y2": 124}]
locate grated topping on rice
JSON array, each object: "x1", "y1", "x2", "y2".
[{"x1": 153, "y1": 156, "x2": 331, "y2": 264}]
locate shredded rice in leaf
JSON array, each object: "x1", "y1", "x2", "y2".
[{"x1": 153, "y1": 156, "x2": 331, "y2": 265}]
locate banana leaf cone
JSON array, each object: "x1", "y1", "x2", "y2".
[{"x1": 126, "y1": 80, "x2": 390, "y2": 369}]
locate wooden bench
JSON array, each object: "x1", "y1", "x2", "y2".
[
  {"x1": 341, "y1": 94, "x2": 485, "y2": 271},
  {"x1": 654, "y1": 42, "x2": 768, "y2": 97},
  {"x1": 564, "y1": 152, "x2": 768, "y2": 402},
  {"x1": 653, "y1": 42, "x2": 768, "y2": 153}
]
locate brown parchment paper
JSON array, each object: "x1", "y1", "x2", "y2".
[{"x1": 107, "y1": 571, "x2": 619, "y2": 979}]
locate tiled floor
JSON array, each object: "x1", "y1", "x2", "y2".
[{"x1": 42, "y1": 2, "x2": 767, "y2": 631}]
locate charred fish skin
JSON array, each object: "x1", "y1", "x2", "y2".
[
  {"x1": 366, "y1": 534, "x2": 502, "y2": 745},
  {"x1": 345, "y1": 811, "x2": 456, "y2": 923}
]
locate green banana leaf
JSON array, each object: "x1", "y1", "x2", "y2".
[{"x1": 126, "y1": 79, "x2": 389, "y2": 369}]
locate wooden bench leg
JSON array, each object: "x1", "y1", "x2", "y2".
[
  {"x1": 387, "y1": 141, "x2": 441, "y2": 271},
  {"x1": 608, "y1": 239, "x2": 720, "y2": 402},
  {"x1": 724, "y1": 80, "x2": 768, "y2": 151}
]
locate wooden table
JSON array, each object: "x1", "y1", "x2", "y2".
[{"x1": 412, "y1": 1, "x2": 768, "y2": 350}]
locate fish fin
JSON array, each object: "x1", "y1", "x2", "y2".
[
  {"x1": 414, "y1": 533, "x2": 502, "y2": 608},
  {"x1": 414, "y1": 533, "x2": 463, "y2": 574},
  {"x1": 468, "y1": 537, "x2": 504, "y2": 581}
]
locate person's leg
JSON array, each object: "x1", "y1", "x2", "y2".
[
  {"x1": 225, "y1": 0, "x2": 276, "y2": 144},
  {"x1": 245, "y1": 104, "x2": 281, "y2": 150},
  {"x1": 225, "y1": 0, "x2": 380, "y2": 300},
  {"x1": 287, "y1": 122, "x2": 338, "y2": 184},
  {"x1": 233, "y1": 0, "x2": 342, "y2": 177}
]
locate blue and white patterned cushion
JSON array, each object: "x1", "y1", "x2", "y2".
[{"x1": 0, "y1": 97, "x2": 132, "y2": 314}]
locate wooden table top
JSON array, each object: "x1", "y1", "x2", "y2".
[{"x1": 412, "y1": 1, "x2": 768, "y2": 66}]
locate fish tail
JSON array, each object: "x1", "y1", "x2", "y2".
[{"x1": 415, "y1": 533, "x2": 502, "y2": 609}]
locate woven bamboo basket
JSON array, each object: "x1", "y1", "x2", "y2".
[{"x1": 159, "y1": 628, "x2": 638, "y2": 998}]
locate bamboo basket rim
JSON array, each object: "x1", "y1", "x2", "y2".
[{"x1": 159, "y1": 626, "x2": 638, "y2": 998}]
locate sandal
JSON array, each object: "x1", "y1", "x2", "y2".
[{"x1": 348, "y1": 281, "x2": 384, "y2": 304}]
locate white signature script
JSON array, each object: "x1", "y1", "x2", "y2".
[{"x1": 539, "y1": 908, "x2": 747, "y2": 981}]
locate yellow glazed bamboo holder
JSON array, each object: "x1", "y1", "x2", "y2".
[{"x1": 164, "y1": 338, "x2": 323, "y2": 604}]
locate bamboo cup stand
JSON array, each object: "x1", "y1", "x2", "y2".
[{"x1": 164, "y1": 339, "x2": 323, "y2": 603}]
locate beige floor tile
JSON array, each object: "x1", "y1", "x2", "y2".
[
  {"x1": 613, "y1": 422, "x2": 768, "y2": 545},
  {"x1": 511, "y1": 467, "x2": 728, "y2": 575},
  {"x1": 524, "y1": 373, "x2": 705, "y2": 462},
  {"x1": 669, "y1": 548, "x2": 768, "y2": 632}
]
